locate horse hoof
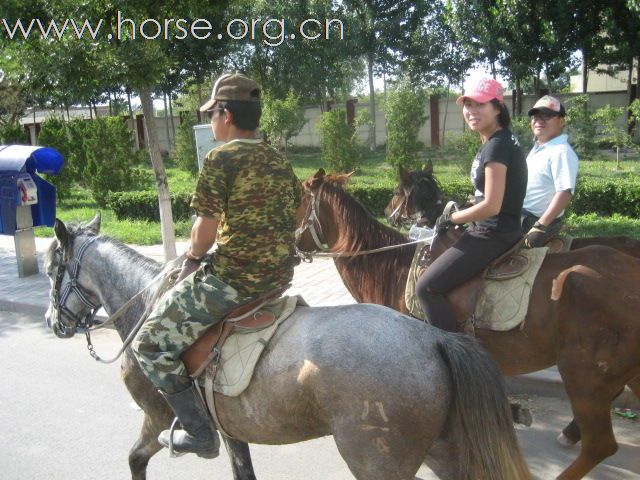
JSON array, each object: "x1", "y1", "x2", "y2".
[{"x1": 556, "y1": 432, "x2": 579, "y2": 447}]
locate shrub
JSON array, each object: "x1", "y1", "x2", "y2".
[
  {"x1": 570, "y1": 177, "x2": 640, "y2": 217},
  {"x1": 592, "y1": 104, "x2": 637, "y2": 168},
  {"x1": 384, "y1": 86, "x2": 428, "y2": 169},
  {"x1": 0, "y1": 121, "x2": 28, "y2": 144},
  {"x1": 565, "y1": 94, "x2": 598, "y2": 160},
  {"x1": 107, "y1": 190, "x2": 193, "y2": 221},
  {"x1": 511, "y1": 116, "x2": 534, "y2": 153},
  {"x1": 261, "y1": 91, "x2": 307, "y2": 155},
  {"x1": 37, "y1": 117, "x2": 77, "y2": 199},
  {"x1": 442, "y1": 131, "x2": 481, "y2": 173},
  {"x1": 83, "y1": 116, "x2": 140, "y2": 207},
  {"x1": 316, "y1": 108, "x2": 361, "y2": 173},
  {"x1": 171, "y1": 112, "x2": 199, "y2": 175},
  {"x1": 347, "y1": 183, "x2": 395, "y2": 216}
]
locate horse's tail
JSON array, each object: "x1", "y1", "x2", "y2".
[{"x1": 436, "y1": 334, "x2": 531, "y2": 480}]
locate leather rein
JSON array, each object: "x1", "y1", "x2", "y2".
[{"x1": 295, "y1": 190, "x2": 432, "y2": 261}]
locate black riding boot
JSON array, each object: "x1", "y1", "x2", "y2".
[{"x1": 158, "y1": 383, "x2": 220, "y2": 459}]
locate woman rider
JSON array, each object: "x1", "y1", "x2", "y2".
[{"x1": 415, "y1": 77, "x2": 527, "y2": 332}]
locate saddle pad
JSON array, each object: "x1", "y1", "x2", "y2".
[
  {"x1": 204, "y1": 295, "x2": 303, "y2": 397},
  {"x1": 405, "y1": 241, "x2": 430, "y2": 322},
  {"x1": 473, "y1": 247, "x2": 547, "y2": 331},
  {"x1": 405, "y1": 243, "x2": 548, "y2": 331}
]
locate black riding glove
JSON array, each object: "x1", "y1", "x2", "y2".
[
  {"x1": 523, "y1": 222, "x2": 547, "y2": 248},
  {"x1": 434, "y1": 212, "x2": 453, "y2": 236}
]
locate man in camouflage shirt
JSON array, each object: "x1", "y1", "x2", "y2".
[{"x1": 133, "y1": 72, "x2": 301, "y2": 459}]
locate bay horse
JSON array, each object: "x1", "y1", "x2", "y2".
[
  {"x1": 296, "y1": 169, "x2": 640, "y2": 480},
  {"x1": 384, "y1": 164, "x2": 640, "y2": 258},
  {"x1": 43, "y1": 215, "x2": 530, "y2": 480}
]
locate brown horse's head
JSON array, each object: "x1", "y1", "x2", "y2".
[
  {"x1": 295, "y1": 169, "x2": 354, "y2": 256},
  {"x1": 384, "y1": 162, "x2": 444, "y2": 229}
]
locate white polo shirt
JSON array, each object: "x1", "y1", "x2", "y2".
[{"x1": 522, "y1": 133, "x2": 579, "y2": 217}]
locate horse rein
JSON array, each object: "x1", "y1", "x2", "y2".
[{"x1": 295, "y1": 190, "x2": 433, "y2": 261}]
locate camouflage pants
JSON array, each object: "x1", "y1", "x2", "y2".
[{"x1": 133, "y1": 264, "x2": 243, "y2": 394}]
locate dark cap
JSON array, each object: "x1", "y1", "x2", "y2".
[
  {"x1": 199, "y1": 73, "x2": 261, "y2": 112},
  {"x1": 528, "y1": 95, "x2": 566, "y2": 117}
]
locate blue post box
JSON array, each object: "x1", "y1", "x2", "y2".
[{"x1": 0, "y1": 145, "x2": 64, "y2": 277}]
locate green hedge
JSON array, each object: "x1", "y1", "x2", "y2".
[
  {"x1": 107, "y1": 191, "x2": 194, "y2": 221},
  {"x1": 571, "y1": 178, "x2": 640, "y2": 217},
  {"x1": 105, "y1": 176, "x2": 640, "y2": 222}
]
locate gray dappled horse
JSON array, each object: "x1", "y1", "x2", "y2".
[{"x1": 43, "y1": 215, "x2": 530, "y2": 480}]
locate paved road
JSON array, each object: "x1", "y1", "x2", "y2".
[{"x1": 2, "y1": 310, "x2": 638, "y2": 480}]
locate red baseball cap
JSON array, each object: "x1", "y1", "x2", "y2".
[{"x1": 456, "y1": 77, "x2": 505, "y2": 105}]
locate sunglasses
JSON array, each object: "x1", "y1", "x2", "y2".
[
  {"x1": 206, "y1": 108, "x2": 225, "y2": 121},
  {"x1": 531, "y1": 112, "x2": 560, "y2": 121}
]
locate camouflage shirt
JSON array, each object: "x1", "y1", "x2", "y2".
[{"x1": 190, "y1": 139, "x2": 302, "y2": 297}]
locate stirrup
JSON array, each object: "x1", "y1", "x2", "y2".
[{"x1": 167, "y1": 417, "x2": 185, "y2": 458}]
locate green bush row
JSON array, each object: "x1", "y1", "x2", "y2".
[
  {"x1": 105, "y1": 176, "x2": 640, "y2": 222},
  {"x1": 107, "y1": 191, "x2": 194, "y2": 221},
  {"x1": 572, "y1": 178, "x2": 640, "y2": 217}
]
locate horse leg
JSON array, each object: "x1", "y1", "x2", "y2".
[
  {"x1": 557, "y1": 375, "x2": 639, "y2": 447},
  {"x1": 221, "y1": 436, "x2": 257, "y2": 480},
  {"x1": 557, "y1": 395, "x2": 618, "y2": 480},
  {"x1": 331, "y1": 422, "x2": 431, "y2": 480},
  {"x1": 129, "y1": 411, "x2": 168, "y2": 480}
]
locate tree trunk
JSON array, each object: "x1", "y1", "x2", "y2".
[
  {"x1": 442, "y1": 80, "x2": 450, "y2": 146},
  {"x1": 367, "y1": 52, "x2": 377, "y2": 151},
  {"x1": 163, "y1": 92, "x2": 171, "y2": 150},
  {"x1": 139, "y1": 87, "x2": 177, "y2": 261},
  {"x1": 108, "y1": 91, "x2": 113, "y2": 116},
  {"x1": 582, "y1": 50, "x2": 589, "y2": 93},
  {"x1": 33, "y1": 106, "x2": 37, "y2": 145},
  {"x1": 168, "y1": 90, "x2": 176, "y2": 144},
  {"x1": 127, "y1": 90, "x2": 139, "y2": 150}
]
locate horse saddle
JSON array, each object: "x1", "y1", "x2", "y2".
[
  {"x1": 181, "y1": 287, "x2": 286, "y2": 378},
  {"x1": 412, "y1": 228, "x2": 548, "y2": 332}
]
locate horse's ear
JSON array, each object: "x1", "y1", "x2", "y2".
[
  {"x1": 85, "y1": 212, "x2": 101, "y2": 234},
  {"x1": 399, "y1": 165, "x2": 411, "y2": 186},
  {"x1": 422, "y1": 159, "x2": 433, "y2": 176},
  {"x1": 54, "y1": 218, "x2": 69, "y2": 249},
  {"x1": 306, "y1": 169, "x2": 326, "y2": 190}
]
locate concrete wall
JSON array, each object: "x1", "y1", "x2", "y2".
[
  {"x1": 289, "y1": 90, "x2": 632, "y2": 148},
  {"x1": 20, "y1": 89, "x2": 633, "y2": 151}
]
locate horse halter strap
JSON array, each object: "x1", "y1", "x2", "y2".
[
  {"x1": 52, "y1": 236, "x2": 102, "y2": 331},
  {"x1": 295, "y1": 191, "x2": 329, "y2": 260}
]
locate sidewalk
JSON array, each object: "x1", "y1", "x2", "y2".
[{"x1": 0, "y1": 234, "x2": 637, "y2": 408}]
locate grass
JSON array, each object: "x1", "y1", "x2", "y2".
[{"x1": 33, "y1": 150, "x2": 640, "y2": 245}]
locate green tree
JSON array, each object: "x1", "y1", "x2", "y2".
[
  {"x1": 384, "y1": 86, "x2": 428, "y2": 169},
  {"x1": 593, "y1": 104, "x2": 637, "y2": 168},
  {"x1": 260, "y1": 92, "x2": 307, "y2": 155},
  {"x1": 317, "y1": 109, "x2": 361, "y2": 173},
  {"x1": 171, "y1": 112, "x2": 199, "y2": 176},
  {"x1": 565, "y1": 95, "x2": 598, "y2": 160}
]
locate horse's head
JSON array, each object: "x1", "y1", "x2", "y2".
[
  {"x1": 44, "y1": 213, "x2": 103, "y2": 338},
  {"x1": 384, "y1": 162, "x2": 444, "y2": 229},
  {"x1": 295, "y1": 168, "x2": 353, "y2": 258}
]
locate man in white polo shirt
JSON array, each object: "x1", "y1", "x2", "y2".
[{"x1": 522, "y1": 95, "x2": 579, "y2": 248}]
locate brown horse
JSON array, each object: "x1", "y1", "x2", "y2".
[
  {"x1": 296, "y1": 169, "x2": 640, "y2": 480},
  {"x1": 384, "y1": 164, "x2": 640, "y2": 258}
]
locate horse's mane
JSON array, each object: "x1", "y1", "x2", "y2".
[
  {"x1": 60, "y1": 222, "x2": 161, "y2": 273},
  {"x1": 319, "y1": 177, "x2": 408, "y2": 255},
  {"x1": 317, "y1": 175, "x2": 416, "y2": 307}
]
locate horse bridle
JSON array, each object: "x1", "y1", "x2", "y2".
[
  {"x1": 50, "y1": 236, "x2": 102, "y2": 335},
  {"x1": 295, "y1": 191, "x2": 329, "y2": 260}
]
